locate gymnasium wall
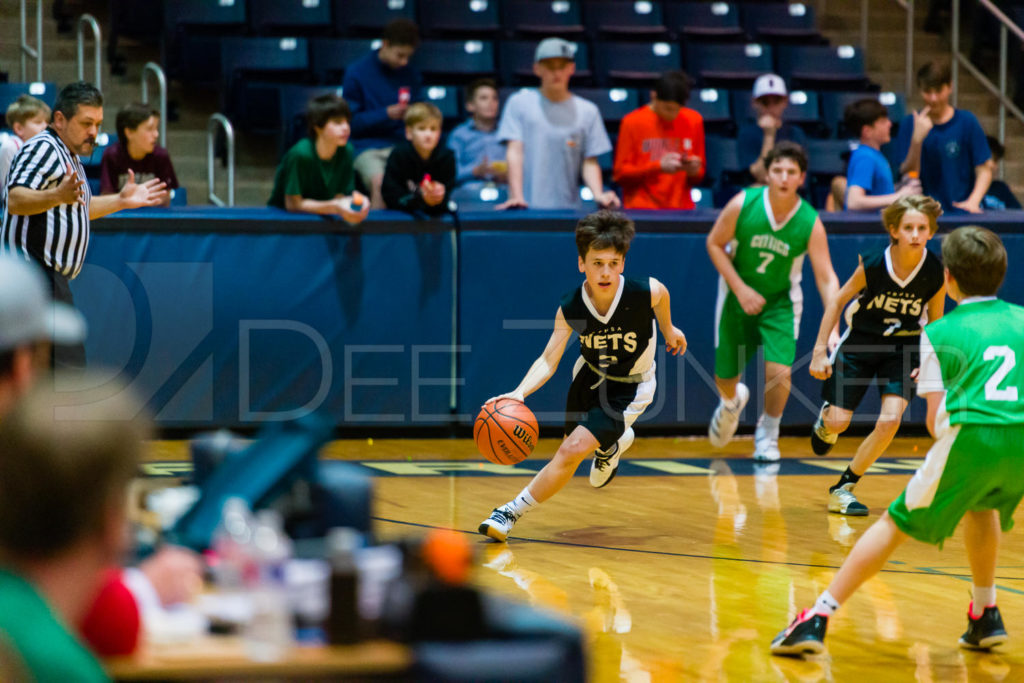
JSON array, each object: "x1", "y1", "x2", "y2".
[{"x1": 72, "y1": 208, "x2": 1024, "y2": 431}]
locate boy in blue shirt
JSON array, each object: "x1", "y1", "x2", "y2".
[
  {"x1": 844, "y1": 98, "x2": 920, "y2": 211},
  {"x1": 892, "y1": 60, "x2": 991, "y2": 214},
  {"x1": 343, "y1": 19, "x2": 423, "y2": 209},
  {"x1": 448, "y1": 78, "x2": 507, "y2": 187}
]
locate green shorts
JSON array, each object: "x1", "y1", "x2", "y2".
[
  {"x1": 714, "y1": 286, "x2": 799, "y2": 379},
  {"x1": 889, "y1": 423, "x2": 1024, "y2": 547}
]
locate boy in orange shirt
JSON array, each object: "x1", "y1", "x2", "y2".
[{"x1": 613, "y1": 71, "x2": 705, "y2": 209}]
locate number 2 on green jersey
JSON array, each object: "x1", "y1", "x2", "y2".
[{"x1": 984, "y1": 345, "x2": 1020, "y2": 402}]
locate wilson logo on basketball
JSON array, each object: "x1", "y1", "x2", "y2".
[
  {"x1": 513, "y1": 425, "x2": 534, "y2": 449},
  {"x1": 497, "y1": 441, "x2": 512, "y2": 456}
]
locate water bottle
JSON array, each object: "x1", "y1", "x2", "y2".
[
  {"x1": 326, "y1": 527, "x2": 361, "y2": 644},
  {"x1": 243, "y1": 510, "x2": 294, "y2": 661}
]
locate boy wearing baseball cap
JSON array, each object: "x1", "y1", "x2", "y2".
[
  {"x1": 738, "y1": 74, "x2": 807, "y2": 185},
  {"x1": 495, "y1": 37, "x2": 620, "y2": 210}
]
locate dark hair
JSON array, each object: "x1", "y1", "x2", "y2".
[
  {"x1": 575, "y1": 210, "x2": 635, "y2": 259},
  {"x1": 881, "y1": 194, "x2": 942, "y2": 244},
  {"x1": 307, "y1": 93, "x2": 351, "y2": 137},
  {"x1": 942, "y1": 226, "x2": 1007, "y2": 297},
  {"x1": 652, "y1": 70, "x2": 692, "y2": 106},
  {"x1": 764, "y1": 140, "x2": 808, "y2": 173},
  {"x1": 382, "y1": 18, "x2": 420, "y2": 48},
  {"x1": 986, "y1": 135, "x2": 1004, "y2": 162},
  {"x1": 843, "y1": 98, "x2": 888, "y2": 137},
  {"x1": 53, "y1": 81, "x2": 103, "y2": 121},
  {"x1": 917, "y1": 60, "x2": 952, "y2": 90},
  {"x1": 115, "y1": 102, "x2": 159, "y2": 145},
  {"x1": 465, "y1": 77, "x2": 498, "y2": 102},
  {"x1": 0, "y1": 380, "x2": 149, "y2": 560}
]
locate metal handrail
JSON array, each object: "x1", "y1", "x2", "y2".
[
  {"x1": 951, "y1": 0, "x2": 1024, "y2": 176},
  {"x1": 141, "y1": 63, "x2": 168, "y2": 147},
  {"x1": 77, "y1": 14, "x2": 102, "y2": 89},
  {"x1": 859, "y1": 0, "x2": 914, "y2": 95},
  {"x1": 207, "y1": 114, "x2": 235, "y2": 207},
  {"x1": 19, "y1": 0, "x2": 42, "y2": 82}
]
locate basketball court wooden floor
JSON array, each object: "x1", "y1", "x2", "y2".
[{"x1": 145, "y1": 435, "x2": 1024, "y2": 682}]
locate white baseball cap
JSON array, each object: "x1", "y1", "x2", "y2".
[
  {"x1": 0, "y1": 255, "x2": 86, "y2": 352},
  {"x1": 534, "y1": 37, "x2": 577, "y2": 63},
  {"x1": 752, "y1": 73, "x2": 788, "y2": 99}
]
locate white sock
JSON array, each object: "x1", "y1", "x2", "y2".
[
  {"x1": 813, "y1": 590, "x2": 840, "y2": 617},
  {"x1": 760, "y1": 414, "x2": 781, "y2": 434},
  {"x1": 972, "y1": 586, "x2": 996, "y2": 616},
  {"x1": 508, "y1": 486, "x2": 539, "y2": 517}
]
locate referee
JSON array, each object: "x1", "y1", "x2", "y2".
[{"x1": 0, "y1": 81, "x2": 167, "y2": 369}]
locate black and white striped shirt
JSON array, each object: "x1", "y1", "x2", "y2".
[{"x1": 1, "y1": 128, "x2": 92, "y2": 279}]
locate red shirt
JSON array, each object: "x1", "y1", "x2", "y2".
[{"x1": 613, "y1": 106, "x2": 705, "y2": 209}]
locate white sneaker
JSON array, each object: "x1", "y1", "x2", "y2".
[
  {"x1": 753, "y1": 415, "x2": 781, "y2": 462},
  {"x1": 828, "y1": 483, "x2": 868, "y2": 516},
  {"x1": 590, "y1": 428, "x2": 633, "y2": 488},
  {"x1": 810, "y1": 402, "x2": 839, "y2": 456},
  {"x1": 709, "y1": 383, "x2": 750, "y2": 448},
  {"x1": 478, "y1": 505, "x2": 519, "y2": 541}
]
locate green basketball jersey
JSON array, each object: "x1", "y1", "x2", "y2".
[
  {"x1": 919, "y1": 298, "x2": 1024, "y2": 426},
  {"x1": 732, "y1": 187, "x2": 819, "y2": 297}
]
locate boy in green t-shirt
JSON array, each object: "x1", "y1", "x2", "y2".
[
  {"x1": 706, "y1": 141, "x2": 840, "y2": 462},
  {"x1": 772, "y1": 226, "x2": 1024, "y2": 656},
  {"x1": 268, "y1": 93, "x2": 370, "y2": 222}
]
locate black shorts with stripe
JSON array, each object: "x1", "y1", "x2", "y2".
[
  {"x1": 822, "y1": 331, "x2": 920, "y2": 411},
  {"x1": 564, "y1": 362, "x2": 655, "y2": 451}
]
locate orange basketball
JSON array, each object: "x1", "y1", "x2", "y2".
[{"x1": 473, "y1": 398, "x2": 539, "y2": 465}]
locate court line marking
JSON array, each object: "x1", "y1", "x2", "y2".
[{"x1": 373, "y1": 515, "x2": 1024, "y2": 588}]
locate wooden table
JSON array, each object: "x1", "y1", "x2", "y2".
[{"x1": 106, "y1": 638, "x2": 412, "y2": 681}]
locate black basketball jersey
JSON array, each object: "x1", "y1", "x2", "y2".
[
  {"x1": 847, "y1": 245, "x2": 944, "y2": 339},
  {"x1": 559, "y1": 276, "x2": 656, "y2": 377}
]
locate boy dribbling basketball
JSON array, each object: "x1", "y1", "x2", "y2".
[
  {"x1": 772, "y1": 226, "x2": 1024, "y2": 656},
  {"x1": 478, "y1": 210, "x2": 687, "y2": 542}
]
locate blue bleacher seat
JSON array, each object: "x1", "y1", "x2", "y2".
[
  {"x1": 502, "y1": 0, "x2": 585, "y2": 38},
  {"x1": 249, "y1": 0, "x2": 334, "y2": 36},
  {"x1": 574, "y1": 88, "x2": 639, "y2": 129},
  {"x1": 169, "y1": 186, "x2": 188, "y2": 207},
  {"x1": 685, "y1": 42, "x2": 773, "y2": 89},
  {"x1": 310, "y1": 38, "x2": 378, "y2": 84},
  {"x1": 414, "y1": 40, "x2": 496, "y2": 85},
  {"x1": 419, "y1": 0, "x2": 501, "y2": 38},
  {"x1": 821, "y1": 90, "x2": 908, "y2": 139},
  {"x1": 703, "y1": 135, "x2": 746, "y2": 206},
  {"x1": 687, "y1": 87, "x2": 734, "y2": 135},
  {"x1": 162, "y1": 0, "x2": 248, "y2": 83},
  {"x1": 424, "y1": 84, "x2": 463, "y2": 126},
  {"x1": 690, "y1": 186, "x2": 714, "y2": 210},
  {"x1": 776, "y1": 45, "x2": 871, "y2": 91},
  {"x1": 730, "y1": 89, "x2": 825, "y2": 137},
  {"x1": 335, "y1": 0, "x2": 417, "y2": 37},
  {"x1": 740, "y1": 2, "x2": 825, "y2": 43},
  {"x1": 218, "y1": 37, "x2": 312, "y2": 130},
  {"x1": 665, "y1": 2, "x2": 744, "y2": 41},
  {"x1": 593, "y1": 41, "x2": 681, "y2": 87},
  {"x1": 0, "y1": 82, "x2": 57, "y2": 113},
  {"x1": 806, "y1": 138, "x2": 855, "y2": 179},
  {"x1": 498, "y1": 40, "x2": 592, "y2": 86},
  {"x1": 583, "y1": 0, "x2": 669, "y2": 39}
]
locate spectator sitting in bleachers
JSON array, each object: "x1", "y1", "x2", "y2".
[
  {"x1": 496, "y1": 37, "x2": 620, "y2": 210},
  {"x1": 267, "y1": 94, "x2": 370, "y2": 223},
  {"x1": 844, "y1": 98, "x2": 920, "y2": 211},
  {"x1": 982, "y1": 135, "x2": 1021, "y2": 210},
  {"x1": 448, "y1": 78, "x2": 507, "y2": 187},
  {"x1": 613, "y1": 70, "x2": 705, "y2": 210},
  {"x1": 739, "y1": 74, "x2": 807, "y2": 185},
  {"x1": 382, "y1": 102, "x2": 455, "y2": 216},
  {"x1": 99, "y1": 103, "x2": 178, "y2": 207},
  {"x1": 344, "y1": 19, "x2": 423, "y2": 210},
  {"x1": 0, "y1": 95, "x2": 50, "y2": 190},
  {"x1": 892, "y1": 60, "x2": 991, "y2": 214}
]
